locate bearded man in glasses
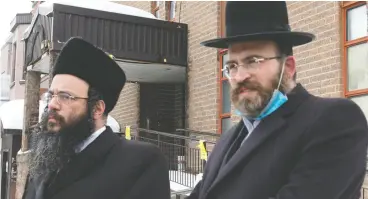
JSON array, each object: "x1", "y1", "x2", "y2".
[
  {"x1": 22, "y1": 37, "x2": 170, "y2": 199},
  {"x1": 187, "y1": 2, "x2": 368, "y2": 199}
]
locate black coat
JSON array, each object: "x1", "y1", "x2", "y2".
[
  {"x1": 22, "y1": 127, "x2": 171, "y2": 199},
  {"x1": 188, "y1": 84, "x2": 368, "y2": 199}
]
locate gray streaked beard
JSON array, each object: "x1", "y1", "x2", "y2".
[{"x1": 27, "y1": 108, "x2": 94, "y2": 182}]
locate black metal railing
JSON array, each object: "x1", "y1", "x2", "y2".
[
  {"x1": 119, "y1": 127, "x2": 368, "y2": 198},
  {"x1": 124, "y1": 127, "x2": 219, "y2": 189}
]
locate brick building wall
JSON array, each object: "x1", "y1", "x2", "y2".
[
  {"x1": 181, "y1": 2, "x2": 219, "y2": 133},
  {"x1": 110, "y1": 82, "x2": 140, "y2": 129},
  {"x1": 287, "y1": 1, "x2": 343, "y2": 98}
]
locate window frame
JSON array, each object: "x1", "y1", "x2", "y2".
[
  {"x1": 11, "y1": 42, "x2": 17, "y2": 83},
  {"x1": 341, "y1": 1, "x2": 368, "y2": 98},
  {"x1": 166, "y1": 1, "x2": 176, "y2": 21},
  {"x1": 219, "y1": 49, "x2": 231, "y2": 133},
  {"x1": 151, "y1": 1, "x2": 160, "y2": 18},
  {"x1": 218, "y1": 1, "x2": 230, "y2": 134}
]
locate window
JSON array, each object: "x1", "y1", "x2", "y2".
[
  {"x1": 218, "y1": 1, "x2": 231, "y2": 134},
  {"x1": 151, "y1": 1, "x2": 160, "y2": 18},
  {"x1": 342, "y1": 1, "x2": 368, "y2": 120},
  {"x1": 166, "y1": 1, "x2": 176, "y2": 21},
  {"x1": 11, "y1": 43, "x2": 16, "y2": 83},
  {"x1": 219, "y1": 51, "x2": 232, "y2": 133},
  {"x1": 7, "y1": 44, "x2": 12, "y2": 76}
]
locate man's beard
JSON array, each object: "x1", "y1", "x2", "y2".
[
  {"x1": 28, "y1": 107, "x2": 94, "y2": 181},
  {"x1": 231, "y1": 66, "x2": 288, "y2": 118}
]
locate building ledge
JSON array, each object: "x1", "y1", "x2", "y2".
[{"x1": 10, "y1": 13, "x2": 32, "y2": 33}]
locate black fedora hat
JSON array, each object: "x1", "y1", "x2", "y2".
[
  {"x1": 52, "y1": 37, "x2": 126, "y2": 114},
  {"x1": 201, "y1": 1, "x2": 315, "y2": 48}
]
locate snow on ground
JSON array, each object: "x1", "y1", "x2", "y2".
[
  {"x1": 38, "y1": 0, "x2": 157, "y2": 19},
  {"x1": 169, "y1": 170, "x2": 203, "y2": 194},
  {"x1": 170, "y1": 181, "x2": 190, "y2": 192}
]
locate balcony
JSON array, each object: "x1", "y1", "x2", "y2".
[{"x1": 23, "y1": 1, "x2": 188, "y2": 83}]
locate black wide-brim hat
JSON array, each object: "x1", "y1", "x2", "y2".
[
  {"x1": 52, "y1": 37, "x2": 126, "y2": 114},
  {"x1": 201, "y1": 1, "x2": 316, "y2": 48}
]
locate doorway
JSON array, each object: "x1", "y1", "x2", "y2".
[
  {"x1": 139, "y1": 83, "x2": 186, "y2": 170},
  {"x1": 139, "y1": 83, "x2": 185, "y2": 133},
  {"x1": 1, "y1": 150, "x2": 9, "y2": 199}
]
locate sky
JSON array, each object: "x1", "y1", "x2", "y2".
[{"x1": 0, "y1": 1, "x2": 32, "y2": 46}]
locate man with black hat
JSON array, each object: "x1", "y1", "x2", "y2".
[
  {"x1": 22, "y1": 37, "x2": 171, "y2": 199},
  {"x1": 188, "y1": 2, "x2": 368, "y2": 199}
]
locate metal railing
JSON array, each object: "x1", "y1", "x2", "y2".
[
  {"x1": 120, "y1": 127, "x2": 368, "y2": 198},
  {"x1": 123, "y1": 127, "x2": 219, "y2": 189}
]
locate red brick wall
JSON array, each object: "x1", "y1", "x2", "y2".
[
  {"x1": 180, "y1": 2, "x2": 219, "y2": 133},
  {"x1": 287, "y1": 1, "x2": 343, "y2": 98},
  {"x1": 112, "y1": 1, "x2": 151, "y2": 12},
  {"x1": 110, "y1": 83, "x2": 140, "y2": 130}
]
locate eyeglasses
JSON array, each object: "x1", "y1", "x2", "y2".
[
  {"x1": 222, "y1": 56, "x2": 283, "y2": 79},
  {"x1": 42, "y1": 92, "x2": 88, "y2": 105}
]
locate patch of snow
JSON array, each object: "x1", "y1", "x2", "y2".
[
  {"x1": 169, "y1": 171, "x2": 204, "y2": 196},
  {"x1": 169, "y1": 170, "x2": 199, "y2": 188},
  {"x1": 194, "y1": 173, "x2": 203, "y2": 185},
  {"x1": 38, "y1": 0, "x2": 157, "y2": 19},
  {"x1": 170, "y1": 181, "x2": 190, "y2": 192},
  {"x1": 107, "y1": 115, "x2": 120, "y2": 133},
  {"x1": 17, "y1": 149, "x2": 31, "y2": 155}
]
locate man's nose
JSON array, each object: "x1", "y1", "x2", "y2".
[
  {"x1": 48, "y1": 96, "x2": 60, "y2": 111},
  {"x1": 233, "y1": 70, "x2": 251, "y2": 83}
]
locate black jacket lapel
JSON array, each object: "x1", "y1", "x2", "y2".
[
  {"x1": 200, "y1": 122, "x2": 243, "y2": 197},
  {"x1": 206, "y1": 83, "x2": 311, "y2": 195},
  {"x1": 46, "y1": 127, "x2": 121, "y2": 197},
  {"x1": 207, "y1": 112, "x2": 287, "y2": 194},
  {"x1": 23, "y1": 174, "x2": 50, "y2": 199}
]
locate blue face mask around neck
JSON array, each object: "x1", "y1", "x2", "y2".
[{"x1": 235, "y1": 62, "x2": 288, "y2": 120}]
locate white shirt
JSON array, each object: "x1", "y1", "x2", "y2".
[
  {"x1": 240, "y1": 117, "x2": 261, "y2": 146},
  {"x1": 75, "y1": 126, "x2": 106, "y2": 153}
]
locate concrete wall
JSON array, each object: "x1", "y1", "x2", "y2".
[
  {"x1": 8, "y1": 24, "x2": 29, "y2": 100},
  {"x1": 1, "y1": 41, "x2": 12, "y2": 74}
]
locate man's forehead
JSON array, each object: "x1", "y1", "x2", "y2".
[
  {"x1": 229, "y1": 40, "x2": 278, "y2": 54},
  {"x1": 50, "y1": 74, "x2": 89, "y2": 94}
]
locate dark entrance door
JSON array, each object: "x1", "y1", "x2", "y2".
[
  {"x1": 1, "y1": 150, "x2": 9, "y2": 199},
  {"x1": 139, "y1": 83, "x2": 186, "y2": 170},
  {"x1": 139, "y1": 83, "x2": 185, "y2": 133}
]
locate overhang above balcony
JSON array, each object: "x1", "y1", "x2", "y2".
[{"x1": 24, "y1": 1, "x2": 188, "y2": 83}]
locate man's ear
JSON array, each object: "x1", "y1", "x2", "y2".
[
  {"x1": 284, "y1": 56, "x2": 296, "y2": 80},
  {"x1": 93, "y1": 100, "x2": 106, "y2": 120}
]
